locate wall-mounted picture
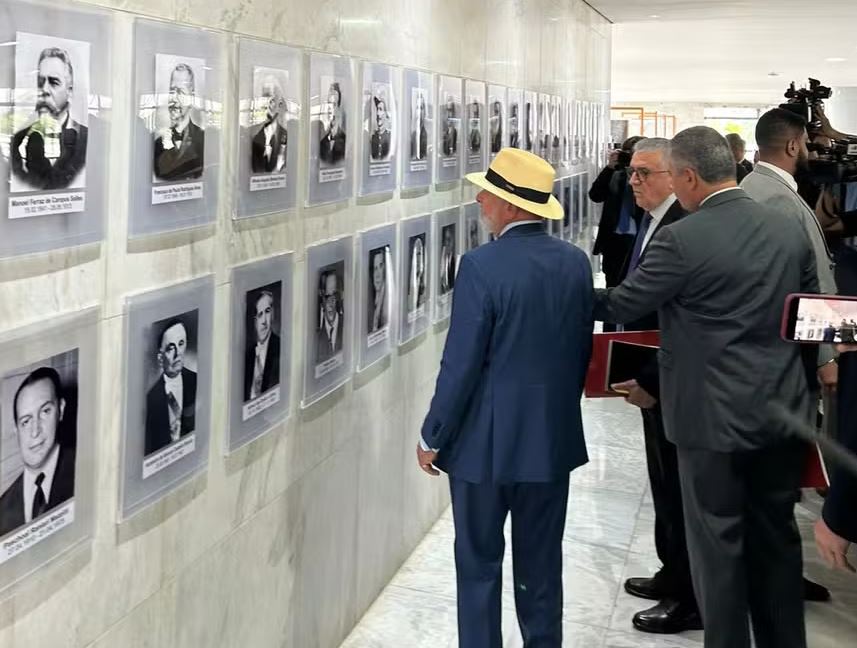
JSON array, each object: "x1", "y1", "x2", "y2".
[
  {"x1": 436, "y1": 76, "x2": 461, "y2": 184},
  {"x1": 242, "y1": 282, "x2": 282, "y2": 418},
  {"x1": 441, "y1": 93, "x2": 459, "y2": 158},
  {"x1": 357, "y1": 225, "x2": 396, "y2": 371},
  {"x1": 438, "y1": 223, "x2": 457, "y2": 297},
  {"x1": 0, "y1": 351, "x2": 78, "y2": 552},
  {"x1": 467, "y1": 99, "x2": 482, "y2": 158},
  {"x1": 315, "y1": 261, "x2": 346, "y2": 378},
  {"x1": 9, "y1": 32, "x2": 90, "y2": 219},
  {"x1": 507, "y1": 88, "x2": 522, "y2": 150},
  {"x1": 433, "y1": 207, "x2": 459, "y2": 322},
  {"x1": 489, "y1": 96, "x2": 503, "y2": 157},
  {"x1": 406, "y1": 232, "x2": 427, "y2": 322},
  {"x1": 524, "y1": 91, "x2": 536, "y2": 153},
  {"x1": 151, "y1": 53, "x2": 206, "y2": 202},
  {"x1": 250, "y1": 67, "x2": 289, "y2": 179},
  {"x1": 367, "y1": 245, "x2": 391, "y2": 342},
  {"x1": 398, "y1": 215, "x2": 431, "y2": 344},
  {"x1": 359, "y1": 63, "x2": 398, "y2": 196},
  {"x1": 401, "y1": 69, "x2": 433, "y2": 189},
  {"x1": 463, "y1": 201, "x2": 486, "y2": 252},
  {"x1": 318, "y1": 76, "x2": 347, "y2": 179},
  {"x1": 464, "y1": 80, "x2": 485, "y2": 173},
  {"x1": 410, "y1": 88, "x2": 429, "y2": 163},
  {"x1": 369, "y1": 82, "x2": 393, "y2": 164}
]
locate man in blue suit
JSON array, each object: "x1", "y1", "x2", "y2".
[{"x1": 417, "y1": 148, "x2": 594, "y2": 647}]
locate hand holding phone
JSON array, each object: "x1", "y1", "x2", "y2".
[{"x1": 782, "y1": 294, "x2": 857, "y2": 344}]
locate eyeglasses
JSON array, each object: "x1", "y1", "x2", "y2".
[{"x1": 629, "y1": 167, "x2": 670, "y2": 181}]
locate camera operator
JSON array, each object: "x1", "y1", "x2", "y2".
[{"x1": 590, "y1": 136, "x2": 644, "y2": 328}]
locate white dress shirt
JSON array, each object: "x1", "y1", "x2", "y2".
[
  {"x1": 163, "y1": 373, "x2": 184, "y2": 442},
  {"x1": 640, "y1": 194, "x2": 677, "y2": 253},
  {"x1": 23, "y1": 443, "x2": 61, "y2": 524},
  {"x1": 324, "y1": 315, "x2": 340, "y2": 353},
  {"x1": 755, "y1": 161, "x2": 798, "y2": 192},
  {"x1": 499, "y1": 219, "x2": 543, "y2": 237},
  {"x1": 700, "y1": 186, "x2": 742, "y2": 207},
  {"x1": 251, "y1": 336, "x2": 271, "y2": 399}
]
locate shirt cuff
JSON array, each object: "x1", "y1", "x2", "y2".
[{"x1": 419, "y1": 436, "x2": 438, "y2": 453}]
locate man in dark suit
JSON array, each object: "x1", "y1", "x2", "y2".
[
  {"x1": 319, "y1": 82, "x2": 346, "y2": 165},
  {"x1": 145, "y1": 319, "x2": 197, "y2": 456},
  {"x1": 467, "y1": 100, "x2": 482, "y2": 154},
  {"x1": 509, "y1": 102, "x2": 520, "y2": 149},
  {"x1": 595, "y1": 127, "x2": 818, "y2": 648},
  {"x1": 605, "y1": 138, "x2": 698, "y2": 634},
  {"x1": 244, "y1": 290, "x2": 281, "y2": 401},
  {"x1": 317, "y1": 270, "x2": 344, "y2": 363},
  {"x1": 0, "y1": 367, "x2": 75, "y2": 537},
  {"x1": 370, "y1": 96, "x2": 391, "y2": 160},
  {"x1": 442, "y1": 95, "x2": 458, "y2": 157},
  {"x1": 154, "y1": 63, "x2": 205, "y2": 181},
  {"x1": 726, "y1": 133, "x2": 753, "y2": 182},
  {"x1": 417, "y1": 148, "x2": 594, "y2": 647},
  {"x1": 11, "y1": 47, "x2": 87, "y2": 190},
  {"x1": 490, "y1": 100, "x2": 503, "y2": 154},
  {"x1": 410, "y1": 93, "x2": 428, "y2": 161},
  {"x1": 439, "y1": 224, "x2": 456, "y2": 295},
  {"x1": 250, "y1": 75, "x2": 288, "y2": 174}
]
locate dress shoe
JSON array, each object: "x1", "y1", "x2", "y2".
[
  {"x1": 633, "y1": 599, "x2": 704, "y2": 634},
  {"x1": 804, "y1": 577, "x2": 831, "y2": 602},
  {"x1": 624, "y1": 575, "x2": 666, "y2": 601}
]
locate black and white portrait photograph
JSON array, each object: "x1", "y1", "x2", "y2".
[
  {"x1": 367, "y1": 245, "x2": 391, "y2": 342},
  {"x1": 319, "y1": 76, "x2": 347, "y2": 170},
  {"x1": 524, "y1": 97, "x2": 534, "y2": 152},
  {"x1": 410, "y1": 88, "x2": 429, "y2": 162},
  {"x1": 467, "y1": 99, "x2": 482, "y2": 155},
  {"x1": 243, "y1": 282, "x2": 282, "y2": 419},
  {"x1": 250, "y1": 67, "x2": 289, "y2": 176},
  {"x1": 509, "y1": 100, "x2": 520, "y2": 149},
  {"x1": 369, "y1": 82, "x2": 393, "y2": 163},
  {"x1": 0, "y1": 351, "x2": 78, "y2": 545},
  {"x1": 407, "y1": 233, "x2": 427, "y2": 319},
  {"x1": 441, "y1": 93, "x2": 459, "y2": 158},
  {"x1": 10, "y1": 32, "x2": 90, "y2": 202},
  {"x1": 316, "y1": 261, "x2": 346, "y2": 374},
  {"x1": 438, "y1": 223, "x2": 457, "y2": 296},
  {"x1": 465, "y1": 208, "x2": 481, "y2": 252},
  {"x1": 152, "y1": 54, "x2": 206, "y2": 183},
  {"x1": 537, "y1": 95, "x2": 549, "y2": 159},
  {"x1": 489, "y1": 99, "x2": 503, "y2": 155},
  {"x1": 144, "y1": 310, "x2": 199, "y2": 460}
]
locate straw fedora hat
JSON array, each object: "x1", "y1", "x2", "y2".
[{"x1": 465, "y1": 148, "x2": 563, "y2": 220}]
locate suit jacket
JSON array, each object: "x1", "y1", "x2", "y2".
[
  {"x1": 154, "y1": 119, "x2": 205, "y2": 181},
  {"x1": 741, "y1": 164, "x2": 838, "y2": 367},
  {"x1": 410, "y1": 125, "x2": 428, "y2": 160},
  {"x1": 251, "y1": 122, "x2": 288, "y2": 174},
  {"x1": 319, "y1": 128, "x2": 346, "y2": 165},
  {"x1": 370, "y1": 130, "x2": 391, "y2": 160},
  {"x1": 617, "y1": 199, "x2": 688, "y2": 399},
  {"x1": 490, "y1": 126, "x2": 502, "y2": 153},
  {"x1": 594, "y1": 189, "x2": 819, "y2": 452},
  {"x1": 442, "y1": 126, "x2": 458, "y2": 156},
  {"x1": 243, "y1": 333, "x2": 281, "y2": 401},
  {"x1": 468, "y1": 129, "x2": 481, "y2": 153},
  {"x1": 145, "y1": 368, "x2": 197, "y2": 456},
  {"x1": 0, "y1": 445, "x2": 76, "y2": 537},
  {"x1": 421, "y1": 223, "x2": 594, "y2": 483},
  {"x1": 736, "y1": 162, "x2": 750, "y2": 183},
  {"x1": 316, "y1": 320, "x2": 343, "y2": 363},
  {"x1": 590, "y1": 166, "x2": 644, "y2": 255},
  {"x1": 11, "y1": 118, "x2": 88, "y2": 190}
]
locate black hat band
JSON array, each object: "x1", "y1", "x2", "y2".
[{"x1": 485, "y1": 168, "x2": 551, "y2": 204}]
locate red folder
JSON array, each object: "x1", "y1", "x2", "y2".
[
  {"x1": 801, "y1": 443, "x2": 830, "y2": 489},
  {"x1": 585, "y1": 330, "x2": 660, "y2": 398}
]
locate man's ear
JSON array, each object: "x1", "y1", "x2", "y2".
[{"x1": 58, "y1": 397, "x2": 66, "y2": 422}]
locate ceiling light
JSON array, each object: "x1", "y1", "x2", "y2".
[
  {"x1": 826, "y1": 57, "x2": 848, "y2": 63},
  {"x1": 767, "y1": 72, "x2": 781, "y2": 77},
  {"x1": 649, "y1": 14, "x2": 660, "y2": 19}
]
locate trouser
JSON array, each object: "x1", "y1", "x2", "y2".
[
  {"x1": 449, "y1": 477, "x2": 570, "y2": 648},
  {"x1": 599, "y1": 233, "x2": 635, "y2": 332},
  {"x1": 677, "y1": 441, "x2": 807, "y2": 648},
  {"x1": 641, "y1": 407, "x2": 696, "y2": 605}
]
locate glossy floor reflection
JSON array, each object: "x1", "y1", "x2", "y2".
[{"x1": 341, "y1": 397, "x2": 857, "y2": 647}]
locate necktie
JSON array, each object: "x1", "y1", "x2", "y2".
[
  {"x1": 32, "y1": 472, "x2": 46, "y2": 520},
  {"x1": 167, "y1": 391, "x2": 181, "y2": 441},
  {"x1": 628, "y1": 212, "x2": 653, "y2": 272},
  {"x1": 172, "y1": 128, "x2": 184, "y2": 148},
  {"x1": 252, "y1": 352, "x2": 264, "y2": 398}
]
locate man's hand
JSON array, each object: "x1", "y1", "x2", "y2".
[
  {"x1": 607, "y1": 149, "x2": 621, "y2": 169},
  {"x1": 815, "y1": 517, "x2": 855, "y2": 573},
  {"x1": 611, "y1": 379, "x2": 657, "y2": 409},
  {"x1": 837, "y1": 344, "x2": 857, "y2": 354},
  {"x1": 416, "y1": 443, "x2": 439, "y2": 476},
  {"x1": 818, "y1": 361, "x2": 838, "y2": 393}
]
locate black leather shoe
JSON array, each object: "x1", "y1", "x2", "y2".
[
  {"x1": 633, "y1": 599, "x2": 704, "y2": 634},
  {"x1": 624, "y1": 576, "x2": 666, "y2": 601},
  {"x1": 804, "y1": 577, "x2": 831, "y2": 602}
]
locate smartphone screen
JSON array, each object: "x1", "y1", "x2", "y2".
[{"x1": 783, "y1": 294, "x2": 857, "y2": 343}]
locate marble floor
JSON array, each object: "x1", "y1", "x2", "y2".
[{"x1": 340, "y1": 397, "x2": 857, "y2": 648}]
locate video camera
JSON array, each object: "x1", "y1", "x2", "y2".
[{"x1": 780, "y1": 78, "x2": 857, "y2": 183}]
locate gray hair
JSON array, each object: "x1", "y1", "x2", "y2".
[
  {"x1": 670, "y1": 126, "x2": 736, "y2": 183},
  {"x1": 633, "y1": 137, "x2": 672, "y2": 158},
  {"x1": 171, "y1": 63, "x2": 196, "y2": 93}
]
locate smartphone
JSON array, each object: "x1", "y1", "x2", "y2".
[{"x1": 782, "y1": 293, "x2": 857, "y2": 343}]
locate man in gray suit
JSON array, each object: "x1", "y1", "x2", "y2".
[{"x1": 595, "y1": 126, "x2": 818, "y2": 648}]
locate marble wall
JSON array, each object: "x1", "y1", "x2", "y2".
[{"x1": 0, "y1": 0, "x2": 611, "y2": 646}]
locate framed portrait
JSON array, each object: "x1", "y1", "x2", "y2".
[
  {"x1": 356, "y1": 224, "x2": 397, "y2": 372},
  {"x1": 536, "y1": 93, "x2": 550, "y2": 161},
  {"x1": 523, "y1": 90, "x2": 536, "y2": 154},
  {"x1": 303, "y1": 236, "x2": 354, "y2": 408},
  {"x1": 561, "y1": 175, "x2": 572, "y2": 241},
  {"x1": 128, "y1": 20, "x2": 222, "y2": 238},
  {"x1": 507, "y1": 88, "x2": 522, "y2": 150},
  {"x1": 436, "y1": 75, "x2": 462, "y2": 184},
  {"x1": 571, "y1": 172, "x2": 583, "y2": 243},
  {"x1": 573, "y1": 100, "x2": 582, "y2": 164},
  {"x1": 462, "y1": 201, "x2": 488, "y2": 253},
  {"x1": 432, "y1": 206, "x2": 459, "y2": 324},
  {"x1": 550, "y1": 95, "x2": 562, "y2": 166},
  {"x1": 564, "y1": 98, "x2": 574, "y2": 166},
  {"x1": 398, "y1": 213, "x2": 432, "y2": 345},
  {"x1": 549, "y1": 180, "x2": 563, "y2": 239},
  {"x1": 228, "y1": 253, "x2": 293, "y2": 453},
  {"x1": 358, "y1": 62, "x2": 399, "y2": 198},
  {"x1": 0, "y1": 1, "x2": 110, "y2": 257},
  {"x1": 464, "y1": 79, "x2": 486, "y2": 175},
  {"x1": 401, "y1": 69, "x2": 434, "y2": 190},
  {"x1": 306, "y1": 52, "x2": 354, "y2": 207},
  {"x1": 487, "y1": 85, "x2": 506, "y2": 162},
  {"x1": 236, "y1": 38, "x2": 302, "y2": 220},
  {"x1": 120, "y1": 275, "x2": 214, "y2": 520},
  {"x1": 0, "y1": 308, "x2": 97, "y2": 594}
]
